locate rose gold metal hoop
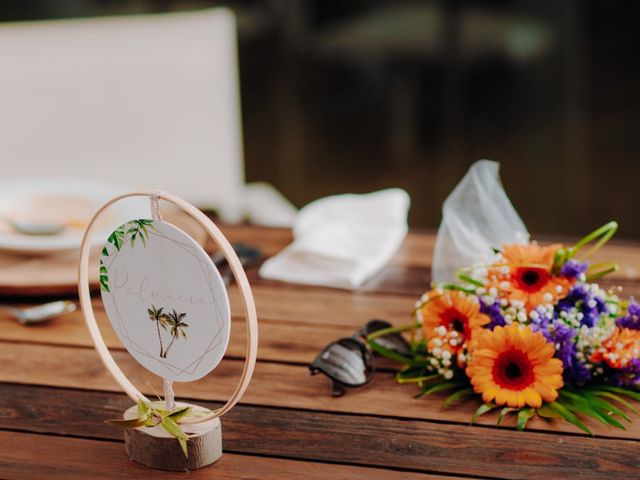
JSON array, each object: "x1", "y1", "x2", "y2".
[{"x1": 77, "y1": 191, "x2": 258, "y2": 424}]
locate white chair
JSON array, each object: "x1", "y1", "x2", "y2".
[{"x1": 0, "y1": 9, "x2": 245, "y2": 221}]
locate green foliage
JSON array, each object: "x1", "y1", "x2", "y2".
[
  {"x1": 102, "y1": 219, "x2": 155, "y2": 256},
  {"x1": 99, "y1": 260, "x2": 110, "y2": 293},
  {"x1": 471, "y1": 403, "x2": 497, "y2": 423},
  {"x1": 363, "y1": 307, "x2": 640, "y2": 435},
  {"x1": 516, "y1": 408, "x2": 535, "y2": 431},
  {"x1": 105, "y1": 399, "x2": 209, "y2": 458}
]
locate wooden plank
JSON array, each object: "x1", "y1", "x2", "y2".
[
  {"x1": 217, "y1": 224, "x2": 640, "y2": 282},
  {"x1": 0, "y1": 431, "x2": 446, "y2": 480},
  {"x1": 0, "y1": 307, "x2": 350, "y2": 366},
  {"x1": 0, "y1": 341, "x2": 638, "y2": 440},
  {"x1": 1, "y1": 384, "x2": 638, "y2": 480}
]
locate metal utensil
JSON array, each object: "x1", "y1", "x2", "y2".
[
  {"x1": 210, "y1": 243, "x2": 263, "y2": 286},
  {"x1": 0, "y1": 215, "x2": 66, "y2": 235},
  {"x1": 2, "y1": 300, "x2": 76, "y2": 325},
  {"x1": 222, "y1": 243, "x2": 263, "y2": 285}
]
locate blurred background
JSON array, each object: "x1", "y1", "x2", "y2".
[{"x1": 1, "y1": 0, "x2": 639, "y2": 238}]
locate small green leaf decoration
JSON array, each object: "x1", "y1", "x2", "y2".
[
  {"x1": 161, "y1": 417, "x2": 189, "y2": 458},
  {"x1": 471, "y1": 403, "x2": 496, "y2": 423},
  {"x1": 137, "y1": 398, "x2": 150, "y2": 418},
  {"x1": 106, "y1": 399, "x2": 196, "y2": 458},
  {"x1": 547, "y1": 401, "x2": 592, "y2": 435},
  {"x1": 168, "y1": 406, "x2": 193, "y2": 422},
  {"x1": 443, "y1": 388, "x2": 475, "y2": 407},
  {"x1": 99, "y1": 259, "x2": 110, "y2": 293},
  {"x1": 497, "y1": 407, "x2": 517, "y2": 426},
  {"x1": 107, "y1": 225, "x2": 125, "y2": 251},
  {"x1": 516, "y1": 408, "x2": 535, "y2": 431}
]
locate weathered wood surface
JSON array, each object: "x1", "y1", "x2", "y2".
[
  {"x1": 0, "y1": 384, "x2": 637, "y2": 480},
  {"x1": 0, "y1": 340, "x2": 639, "y2": 441},
  {"x1": 1, "y1": 226, "x2": 639, "y2": 479},
  {"x1": 0, "y1": 430, "x2": 449, "y2": 480}
]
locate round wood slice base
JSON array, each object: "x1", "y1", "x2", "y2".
[{"x1": 123, "y1": 403, "x2": 222, "y2": 471}]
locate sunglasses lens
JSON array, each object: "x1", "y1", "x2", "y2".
[
  {"x1": 364, "y1": 319, "x2": 412, "y2": 356},
  {"x1": 310, "y1": 338, "x2": 374, "y2": 386}
]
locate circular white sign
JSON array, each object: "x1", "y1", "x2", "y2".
[{"x1": 99, "y1": 219, "x2": 230, "y2": 382}]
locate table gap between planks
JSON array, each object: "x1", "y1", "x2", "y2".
[{"x1": 1, "y1": 224, "x2": 639, "y2": 480}]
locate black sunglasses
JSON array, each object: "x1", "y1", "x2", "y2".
[{"x1": 309, "y1": 319, "x2": 411, "y2": 397}]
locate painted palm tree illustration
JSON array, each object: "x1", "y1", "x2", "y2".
[
  {"x1": 147, "y1": 305, "x2": 168, "y2": 357},
  {"x1": 161, "y1": 309, "x2": 189, "y2": 359}
]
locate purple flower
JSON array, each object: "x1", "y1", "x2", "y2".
[
  {"x1": 560, "y1": 259, "x2": 589, "y2": 278},
  {"x1": 556, "y1": 284, "x2": 607, "y2": 328},
  {"x1": 603, "y1": 359, "x2": 640, "y2": 387},
  {"x1": 533, "y1": 318, "x2": 591, "y2": 386},
  {"x1": 479, "y1": 299, "x2": 506, "y2": 330},
  {"x1": 616, "y1": 298, "x2": 640, "y2": 330}
]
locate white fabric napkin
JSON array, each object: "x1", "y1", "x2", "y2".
[{"x1": 259, "y1": 189, "x2": 410, "y2": 289}]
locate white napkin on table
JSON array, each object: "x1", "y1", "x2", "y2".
[{"x1": 259, "y1": 189, "x2": 410, "y2": 289}]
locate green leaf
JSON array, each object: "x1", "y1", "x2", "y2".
[
  {"x1": 367, "y1": 339, "x2": 413, "y2": 365},
  {"x1": 107, "y1": 227, "x2": 125, "y2": 251},
  {"x1": 168, "y1": 406, "x2": 193, "y2": 422},
  {"x1": 516, "y1": 408, "x2": 535, "y2": 431},
  {"x1": 397, "y1": 364, "x2": 430, "y2": 379},
  {"x1": 593, "y1": 391, "x2": 640, "y2": 416},
  {"x1": 99, "y1": 277, "x2": 110, "y2": 293},
  {"x1": 416, "y1": 381, "x2": 462, "y2": 399},
  {"x1": 160, "y1": 417, "x2": 189, "y2": 458},
  {"x1": 601, "y1": 386, "x2": 640, "y2": 402},
  {"x1": 101, "y1": 246, "x2": 108, "y2": 257},
  {"x1": 584, "y1": 395, "x2": 630, "y2": 422},
  {"x1": 559, "y1": 396, "x2": 614, "y2": 428},
  {"x1": 471, "y1": 403, "x2": 496, "y2": 424},
  {"x1": 105, "y1": 418, "x2": 146, "y2": 428},
  {"x1": 178, "y1": 438, "x2": 188, "y2": 458},
  {"x1": 497, "y1": 407, "x2": 517, "y2": 426},
  {"x1": 547, "y1": 401, "x2": 592, "y2": 435},
  {"x1": 160, "y1": 417, "x2": 188, "y2": 440},
  {"x1": 396, "y1": 373, "x2": 440, "y2": 384},
  {"x1": 443, "y1": 388, "x2": 475, "y2": 407},
  {"x1": 137, "y1": 399, "x2": 150, "y2": 418},
  {"x1": 457, "y1": 273, "x2": 484, "y2": 287},
  {"x1": 569, "y1": 221, "x2": 618, "y2": 260},
  {"x1": 537, "y1": 405, "x2": 562, "y2": 419}
]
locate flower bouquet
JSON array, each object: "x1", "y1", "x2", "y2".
[{"x1": 369, "y1": 221, "x2": 640, "y2": 433}]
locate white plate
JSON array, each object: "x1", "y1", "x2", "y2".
[{"x1": 0, "y1": 179, "x2": 149, "y2": 253}]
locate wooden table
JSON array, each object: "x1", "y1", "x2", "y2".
[{"x1": 1, "y1": 225, "x2": 639, "y2": 479}]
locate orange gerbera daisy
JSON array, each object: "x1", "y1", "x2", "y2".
[
  {"x1": 487, "y1": 243, "x2": 574, "y2": 311},
  {"x1": 591, "y1": 328, "x2": 640, "y2": 369},
  {"x1": 466, "y1": 324, "x2": 563, "y2": 408},
  {"x1": 420, "y1": 290, "x2": 490, "y2": 350}
]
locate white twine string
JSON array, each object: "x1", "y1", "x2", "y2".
[
  {"x1": 163, "y1": 378, "x2": 176, "y2": 412},
  {"x1": 151, "y1": 190, "x2": 174, "y2": 410},
  {"x1": 150, "y1": 190, "x2": 163, "y2": 222}
]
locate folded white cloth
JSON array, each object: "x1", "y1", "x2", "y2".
[{"x1": 259, "y1": 189, "x2": 410, "y2": 289}]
